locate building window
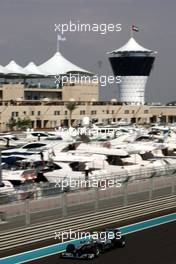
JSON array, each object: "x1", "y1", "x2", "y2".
[
  {"x1": 124, "y1": 110, "x2": 129, "y2": 114},
  {"x1": 65, "y1": 110, "x2": 67, "y2": 115},
  {"x1": 31, "y1": 111, "x2": 35, "y2": 115},
  {"x1": 80, "y1": 110, "x2": 85, "y2": 115},
  {"x1": 12, "y1": 112, "x2": 18, "y2": 117},
  {"x1": 144, "y1": 110, "x2": 149, "y2": 114},
  {"x1": 38, "y1": 111, "x2": 41, "y2": 116},
  {"x1": 112, "y1": 110, "x2": 114, "y2": 114},
  {"x1": 54, "y1": 111, "x2": 60, "y2": 115},
  {"x1": 23, "y1": 111, "x2": 26, "y2": 115},
  {"x1": 132, "y1": 110, "x2": 135, "y2": 114},
  {"x1": 91, "y1": 110, "x2": 97, "y2": 115},
  {"x1": 106, "y1": 110, "x2": 109, "y2": 114}
]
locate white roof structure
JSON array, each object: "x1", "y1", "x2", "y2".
[
  {"x1": 108, "y1": 37, "x2": 156, "y2": 54},
  {"x1": 4, "y1": 60, "x2": 27, "y2": 75},
  {"x1": 0, "y1": 65, "x2": 8, "y2": 75},
  {"x1": 24, "y1": 62, "x2": 45, "y2": 76},
  {"x1": 38, "y1": 51, "x2": 92, "y2": 75}
]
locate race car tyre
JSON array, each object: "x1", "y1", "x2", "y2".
[
  {"x1": 97, "y1": 244, "x2": 104, "y2": 253},
  {"x1": 94, "y1": 247, "x2": 100, "y2": 257},
  {"x1": 59, "y1": 253, "x2": 63, "y2": 258},
  {"x1": 119, "y1": 239, "x2": 126, "y2": 248},
  {"x1": 66, "y1": 244, "x2": 76, "y2": 253}
]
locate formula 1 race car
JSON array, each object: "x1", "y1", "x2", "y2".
[
  {"x1": 60, "y1": 229, "x2": 125, "y2": 259},
  {"x1": 60, "y1": 241, "x2": 100, "y2": 260},
  {"x1": 94, "y1": 228, "x2": 126, "y2": 252}
]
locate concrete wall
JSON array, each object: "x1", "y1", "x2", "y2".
[
  {"x1": 1, "y1": 84, "x2": 24, "y2": 100},
  {"x1": 0, "y1": 82, "x2": 99, "y2": 102},
  {"x1": 62, "y1": 83, "x2": 99, "y2": 101}
]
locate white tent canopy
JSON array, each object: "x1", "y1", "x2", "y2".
[
  {"x1": 38, "y1": 51, "x2": 92, "y2": 76},
  {"x1": 4, "y1": 60, "x2": 27, "y2": 75},
  {"x1": 24, "y1": 62, "x2": 45, "y2": 76},
  {"x1": 108, "y1": 37, "x2": 156, "y2": 54},
  {"x1": 0, "y1": 65, "x2": 8, "y2": 75}
]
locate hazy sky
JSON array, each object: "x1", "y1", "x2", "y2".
[{"x1": 0, "y1": 0, "x2": 175, "y2": 103}]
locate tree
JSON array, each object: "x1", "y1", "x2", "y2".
[
  {"x1": 6, "y1": 118, "x2": 16, "y2": 131},
  {"x1": 16, "y1": 118, "x2": 32, "y2": 130},
  {"x1": 65, "y1": 102, "x2": 77, "y2": 127},
  {"x1": 6, "y1": 117, "x2": 32, "y2": 131}
]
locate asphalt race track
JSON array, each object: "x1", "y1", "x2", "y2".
[{"x1": 26, "y1": 221, "x2": 176, "y2": 264}]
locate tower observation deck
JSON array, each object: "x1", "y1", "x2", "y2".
[{"x1": 108, "y1": 37, "x2": 157, "y2": 105}]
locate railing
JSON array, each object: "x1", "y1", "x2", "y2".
[
  {"x1": 0, "y1": 100, "x2": 124, "y2": 107},
  {"x1": 1, "y1": 164, "x2": 176, "y2": 204},
  {"x1": 0, "y1": 195, "x2": 175, "y2": 250},
  {"x1": 0, "y1": 170, "x2": 175, "y2": 232}
]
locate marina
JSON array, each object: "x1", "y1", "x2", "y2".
[{"x1": 0, "y1": 123, "x2": 176, "y2": 199}]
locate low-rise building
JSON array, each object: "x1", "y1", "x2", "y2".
[{"x1": 0, "y1": 100, "x2": 176, "y2": 131}]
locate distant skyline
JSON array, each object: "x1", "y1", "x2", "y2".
[{"x1": 0, "y1": 0, "x2": 175, "y2": 103}]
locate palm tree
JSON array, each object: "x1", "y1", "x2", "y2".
[{"x1": 65, "y1": 102, "x2": 77, "y2": 127}]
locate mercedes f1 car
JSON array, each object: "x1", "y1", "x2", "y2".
[
  {"x1": 60, "y1": 228, "x2": 126, "y2": 259},
  {"x1": 60, "y1": 241, "x2": 100, "y2": 260},
  {"x1": 94, "y1": 228, "x2": 126, "y2": 252}
]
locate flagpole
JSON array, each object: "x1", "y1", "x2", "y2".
[
  {"x1": 57, "y1": 34, "x2": 59, "y2": 52},
  {"x1": 130, "y1": 25, "x2": 133, "y2": 38}
]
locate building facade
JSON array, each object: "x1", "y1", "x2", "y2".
[
  {"x1": 0, "y1": 82, "x2": 99, "y2": 102},
  {"x1": 1, "y1": 100, "x2": 176, "y2": 131}
]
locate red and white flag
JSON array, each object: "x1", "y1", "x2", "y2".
[{"x1": 131, "y1": 25, "x2": 139, "y2": 32}]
